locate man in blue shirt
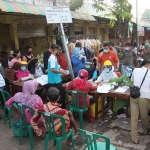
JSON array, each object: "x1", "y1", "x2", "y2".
[{"x1": 48, "y1": 44, "x2": 67, "y2": 107}]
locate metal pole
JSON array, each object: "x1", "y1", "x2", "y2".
[
  {"x1": 136, "y1": 0, "x2": 139, "y2": 47},
  {"x1": 52, "y1": 0, "x2": 74, "y2": 79},
  {"x1": 59, "y1": 23, "x2": 74, "y2": 79}
]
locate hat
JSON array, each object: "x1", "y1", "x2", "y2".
[
  {"x1": 103, "y1": 60, "x2": 112, "y2": 66},
  {"x1": 20, "y1": 61, "x2": 27, "y2": 65}
]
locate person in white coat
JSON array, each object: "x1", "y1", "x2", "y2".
[{"x1": 96, "y1": 60, "x2": 118, "y2": 85}]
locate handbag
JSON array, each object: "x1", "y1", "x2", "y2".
[{"x1": 130, "y1": 69, "x2": 148, "y2": 99}]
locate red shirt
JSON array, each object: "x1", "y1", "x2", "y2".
[
  {"x1": 66, "y1": 79, "x2": 97, "y2": 107},
  {"x1": 97, "y1": 50, "x2": 119, "y2": 67},
  {"x1": 57, "y1": 53, "x2": 68, "y2": 70}
]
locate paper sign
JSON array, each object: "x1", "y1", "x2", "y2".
[{"x1": 44, "y1": 6, "x2": 72, "y2": 23}]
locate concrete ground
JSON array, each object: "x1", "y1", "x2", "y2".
[{"x1": 0, "y1": 108, "x2": 150, "y2": 150}]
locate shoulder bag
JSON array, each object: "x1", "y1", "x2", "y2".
[{"x1": 130, "y1": 69, "x2": 148, "y2": 99}]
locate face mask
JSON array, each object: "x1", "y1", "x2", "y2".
[
  {"x1": 20, "y1": 67, "x2": 26, "y2": 71},
  {"x1": 126, "y1": 72, "x2": 131, "y2": 78},
  {"x1": 38, "y1": 63, "x2": 41, "y2": 67},
  {"x1": 103, "y1": 49, "x2": 108, "y2": 53},
  {"x1": 26, "y1": 51, "x2": 32, "y2": 56},
  {"x1": 125, "y1": 47, "x2": 129, "y2": 50},
  {"x1": 104, "y1": 67, "x2": 110, "y2": 73},
  {"x1": 145, "y1": 42, "x2": 149, "y2": 46},
  {"x1": 85, "y1": 65, "x2": 90, "y2": 69}
]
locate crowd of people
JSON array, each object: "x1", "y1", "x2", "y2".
[{"x1": 0, "y1": 40, "x2": 150, "y2": 145}]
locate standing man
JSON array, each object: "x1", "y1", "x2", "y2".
[
  {"x1": 130, "y1": 60, "x2": 150, "y2": 144},
  {"x1": 121, "y1": 43, "x2": 137, "y2": 75},
  {"x1": 48, "y1": 44, "x2": 67, "y2": 107},
  {"x1": 97, "y1": 42, "x2": 119, "y2": 74},
  {"x1": 43, "y1": 45, "x2": 54, "y2": 72},
  {"x1": 109, "y1": 42, "x2": 117, "y2": 54}
]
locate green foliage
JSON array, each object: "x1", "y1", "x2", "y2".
[
  {"x1": 92, "y1": 0, "x2": 132, "y2": 27},
  {"x1": 69, "y1": 0, "x2": 84, "y2": 11}
]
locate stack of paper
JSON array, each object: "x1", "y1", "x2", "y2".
[
  {"x1": 35, "y1": 75, "x2": 48, "y2": 86},
  {"x1": 115, "y1": 86, "x2": 129, "y2": 93},
  {"x1": 97, "y1": 83, "x2": 111, "y2": 93}
]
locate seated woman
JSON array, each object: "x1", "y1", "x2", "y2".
[
  {"x1": 31, "y1": 87, "x2": 79, "y2": 144},
  {"x1": 9, "y1": 49, "x2": 21, "y2": 67},
  {"x1": 96, "y1": 60, "x2": 118, "y2": 85},
  {"x1": 66, "y1": 69, "x2": 97, "y2": 123},
  {"x1": 5, "y1": 80, "x2": 44, "y2": 126},
  {"x1": 109, "y1": 67, "x2": 133, "y2": 117},
  {"x1": 14, "y1": 61, "x2": 34, "y2": 82}
]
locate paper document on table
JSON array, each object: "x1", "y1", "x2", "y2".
[
  {"x1": 35, "y1": 75, "x2": 48, "y2": 86},
  {"x1": 115, "y1": 86, "x2": 129, "y2": 93},
  {"x1": 97, "y1": 83, "x2": 111, "y2": 93}
]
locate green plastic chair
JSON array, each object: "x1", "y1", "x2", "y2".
[
  {"x1": 0, "y1": 89, "x2": 12, "y2": 128},
  {"x1": 66, "y1": 90, "x2": 88, "y2": 129},
  {"x1": 17, "y1": 103, "x2": 34, "y2": 149},
  {"x1": 40, "y1": 112, "x2": 75, "y2": 150},
  {"x1": 78, "y1": 128, "x2": 117, "y2": 150}
]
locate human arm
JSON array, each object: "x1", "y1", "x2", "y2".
[
  {"x1": 21, "y1": 74, "x2": 34, "y2": 81},
  {"x1": 66, "y1": 81, "x2": 75, "y2": 90},
  {"x1": 89, "y1": 82, "x2": 97, "y2": 91},
  {"x1": 71, "y1": 56, "x2": 82, "y2": 66},
  {"x1": 5, "y1": 97, "x2": 15, "y2": 107},
  {"x1": 113, "y1": 53, "x2": 119, "y2": 72}
]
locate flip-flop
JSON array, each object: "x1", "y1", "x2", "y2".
[{"x1": 133, "y1": 141, "x2": 139, "y2": 144}]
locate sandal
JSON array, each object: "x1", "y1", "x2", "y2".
[{"x1": 133, "y1": 141, "x2": 139, "y2": 144}]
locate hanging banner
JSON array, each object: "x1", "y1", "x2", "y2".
[{"x1": 44, "y1": 6, "x2": 73, "y2": 24}]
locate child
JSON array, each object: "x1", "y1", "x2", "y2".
[
  {"x1": 31, "y1": 87, "x2": 79, "y2": 144},
  {"x1": 109, "y1": 67, "x2": 133, "y2": 117},
  {"x1": 96, "y1": 60, "x2": 118, "y2": 85},
  {"x1": 14, "y1": 61, "x2": 34, "y2": 82}
]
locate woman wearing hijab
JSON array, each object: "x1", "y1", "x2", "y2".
[
  {"x1": 71, "y1": 42, "x2": 84, "y2": 77},
  {"x1": 5, "y1": 80, "x2": 44, "y2": 126},
  {"x1": 66, "y1": 69, "x2": 97, "y2": 123}
]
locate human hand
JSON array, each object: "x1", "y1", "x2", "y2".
[
  {"x1": 125, "y1": 93, "x2": 130, "y2": 99},
  {"x1": 114, "y1": 68, "x2": 118, "y2": 72},
  {"x1": 97, "y1": 82, "x2": 103, "y2": 86},
  {"x1": 60, "y1": 70, "x2": 67, "y2": 76}
]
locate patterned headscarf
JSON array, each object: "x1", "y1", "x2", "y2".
[{"x1": 74, "y1": 69, "x2": 88, "y2": 91}]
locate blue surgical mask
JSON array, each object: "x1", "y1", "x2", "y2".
[
  {"x1": 20, "y1": 66, "x2": 26, "y2": 71},
  {"x1": 85, "y1": 65, "x2": 90, "y2": 69},
  {"x1": 103, "y1": 49, "x2": 108, "y2": 53},
  {"x1": 126, "y1": 72, "x2": 131, "y2": 77},
  {"x1": 38, "y1": 63, "x2": 41, "y2": 67},
  {"x1": 104, "y1": 67, "x2": 110, "y2": 73}
]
